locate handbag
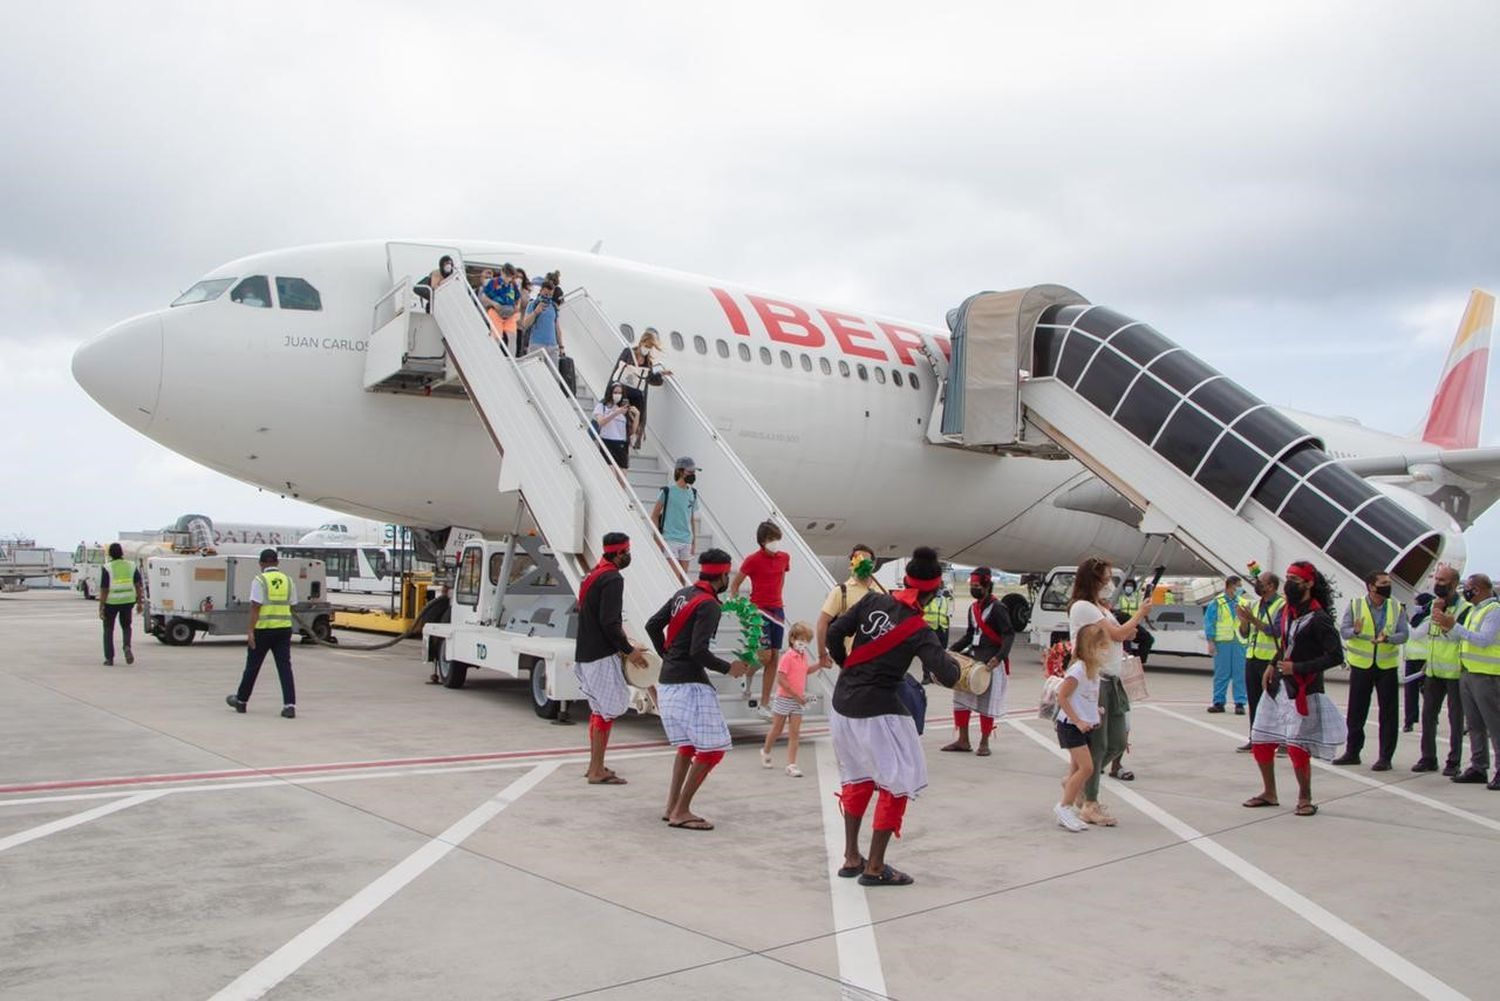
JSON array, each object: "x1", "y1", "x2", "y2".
[
  {"x1": 896, "y1": 674, "x2": 927, "y2": 734},
  {"x1": 1119, "y1": 654, "x2": 1149, "y2": 703},
  {"x1": 1038, "y1": 674, "x2": 1063, "y2": 721}
]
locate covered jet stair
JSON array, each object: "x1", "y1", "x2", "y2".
[
  {"x1": 936, "y1": 285, "x2": 1444, "y2": 599},
  {"x1": 365, "y1": 245, "x2": 838, "y2": 722}
]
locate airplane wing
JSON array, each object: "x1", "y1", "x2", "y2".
[{"x1": 1340, "y1": 445, "x2": 1500, "y2": 528}]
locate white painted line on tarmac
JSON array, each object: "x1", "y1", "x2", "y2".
[
  {"x1": 814, "y1": 742, "x2": 889, "y2": 1001},
  {"x1": 1142, "y1": 704, "x2": 1500, "y2": 836},
  {"x1": 0, "y1": 790, "x2": 166, "y2": 854},
  {"x1": 206, "y1": 761, "x2": 559, "y2": 1001},
  {"x1": 1006, "y1": 719, "x2": 1467, "y2": 1001}
]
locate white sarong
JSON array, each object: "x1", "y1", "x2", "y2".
[
  {"x1": 574, "y1": 654, "x2": 630, "y2": 721},
  {"x1": 657, "y1": 681, "x2": 732, "y2": 751},
  {"x1": 1250, "y1": 688, "x2": 1347, "y2": 761},
  {"x1": 952, "y1": 662, "x2": 1008, "y2": 717},
  {"x1": 829, "y1": 708, "x2": 928, "y2": 799}
]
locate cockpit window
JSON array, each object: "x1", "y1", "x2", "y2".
[
  {"x1": 276, "y1": 277, "x2": 322, "y2": 311},
  {"x1": 230, "y1": 275, "x2": 271, "y2": 308},
  {"x1": 170, "y1": 278, "x2": 235, "y2": 307}
]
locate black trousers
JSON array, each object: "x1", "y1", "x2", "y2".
[
  {"x1": 237, "y1": 628, "x2": 296, "y2": 706},
  {"x1": 1404, "y1": 659, "x2": 1425, "y2": 727},
  {"x1": 1419, "y1": 675, "x2": 1465, "y2": 767},
  {"x1": 102, "y1": 604, "x2": 133, "y2": 660},
  {"x1": 1345, "y1": 666, "x2": 1399, "y2": 761},
  {"x1": 1246, "y1": 656, "x2": 1272, "y2": 734}
]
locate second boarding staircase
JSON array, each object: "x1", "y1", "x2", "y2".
[{"x1": 377, "y1": 257, "x2": 839, "y2": 723}]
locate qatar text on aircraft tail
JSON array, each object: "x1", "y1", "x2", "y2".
[{"x1": 1422, "y1": 289, "x2": 1494, "y2": 450}]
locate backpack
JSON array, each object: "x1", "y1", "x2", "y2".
[
  {"x1": 897, "y1": 674, "x2": 927, "y2": 734},
  {"x1": 655, "y1": 484, "x2": 699, "y2": 533}
]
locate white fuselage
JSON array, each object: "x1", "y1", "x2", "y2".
[{"x1": 73, "y1": 240, "x2": 1461, "y2": 575}]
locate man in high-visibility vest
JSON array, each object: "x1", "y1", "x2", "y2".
[
  {"x1": 1204, "y1": 576, "x2": 1250, "y2": 714},
  {"x1": 1433, "y1": 572, "x2": 1500, "y2": 788},
  {"x1": 226, "y1": 549, "x2": 298, "y2": 718},
  {"x1": 1234, "y1": 571, "x2": 1283, "y2": 751},
  {"x1": 1413, "y1": 565, "x2": 1467, "y2": 775},
  {"x1": 1333, "y1": 570, "x2": 1410, "y2": 770},
  {"x1": 923, "y1": 586, "x2": 953, "y2": 646},
  {"x1": 98, "y1": 542, "x2": 143, "y2": 666}
]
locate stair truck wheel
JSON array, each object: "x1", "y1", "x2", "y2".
[
  {"x1": 167, "y1": 619, "x2": 196, "y2": 646},
  {"x1": 435, "y1": 640, "x2": 467, "y2": 689},
  {"x1": 528, "y1": 656, "x2": 561, "y2": 719}
]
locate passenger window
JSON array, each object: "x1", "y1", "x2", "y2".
[
  {"x1": 820, "y1": 358, "x2": 832, "y2": 375},
  {"x1": 838, "y1": 360, "x2": 851, "y2": 377},
  {"x1": 693, "y1": 334, "x2": 708, "y2": 355},
  {"x1": 738, "y1": 342, "x2": 752, "y2": 362},
  {"x1": 170, "y1": 277, "x2": 235, "y2": 307},
  {"x1": 910, "y1": 372, "x2": 921, "y2": 390},
  {"x1": 759, "y1": 347, "x2": 772, "y2": 365},
  {"x1": 800, "y1": 354, "x2": 813, "y2": 372},
  {"x1": 874, "y1": 367, "x2": 886, "y2": 384},
  {"x1": 779, "y1": 350, "x2": 793, "y2": 369},
  {"x1": 857, "y1": 364, "x2": 869, "y2": 381},
  {"x1": 670, "y1": 331, "x2": 685, "y2": 351},
  {"x1": 275, "y1": 277, "x2": 322, "y2": 311},
  {"x1": 893, "y1": 370, "x2": 904, "y2": 387},
  {"x1": 716, "y1": 339, "x2": 730, "y2": 358},
  {"x1": 229, "y1": 275, "x2": 271, "y2": 308}
]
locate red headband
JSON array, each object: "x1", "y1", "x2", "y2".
[
  {"x1": 968, "y1": 571, "x2": 989, "y2": 583},
  {"x1": 906, "y1": 574, "x2": 944, "y2": 590},
  {"x1": 603, "y1": 540, "x2": 630, "y2": 554},
  {"x1": 1285, "y1": 563, "x2": 1316, "y2": 584},
  {"x1": 699, "y1": 562, "x2": 732, "y2": 575}
]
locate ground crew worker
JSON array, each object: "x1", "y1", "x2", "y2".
[
  {"x1": 1118, "y1": 578, "x2": 1155, "y2": 665},
  {"x1": 1205, "y1": 576, "x2": 1250, "y2": 714},
  {"x1": 1235, "y1": 571, "x2": 1284, "y2": 751},
  {"x1": 1403, "y1": 593, "x2": 1433, "y2": 732},
  {"x1": 1435, "y1": 572, "x2": 1500, "y2": 788},
  {"x1": 99, "y1": 542, "x2": 143, "y2": 666},
  {"x1": 1412, "y1": 565, "x2": 1467, "y2": 775},
  {"x1": 1333, "y1": 570, "x2": 1410, "y2": 770},
  {"x1": 225, "y1": 548, "x2": 298, "y2": 718},
  {"x1": 573, "y1": 532, "x2": 650, "y2": 785},
  {"x1": 920, "y1": 582, "x2": 952, "y2": 683}
]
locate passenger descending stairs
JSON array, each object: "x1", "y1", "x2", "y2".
[
  {"x1": 423, "y1": 268, "x2": 838, "y2": 722},
  {"x1": 933, "y1": 286, "x2": 1445, "y2": 600}
]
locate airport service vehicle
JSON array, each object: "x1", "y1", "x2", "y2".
[
  {"x1": 76, "y1": 241, "x2": 1497, "y2": 617},
  {"x1": 0, "y1": 541, "x2": 58, "y2": 591},
  {"x1": 1027, "y1": 565, "x2": 1214, "y2": 657},
  {"x1": 73, "y1": 541, "x2": 175, "y2": 600},
  {"x1": 276, "y1": 543, "x2": 394, "y2": 593},
  {"x1": 145, "y1": 555, "x2": 332, "y2": 646}
]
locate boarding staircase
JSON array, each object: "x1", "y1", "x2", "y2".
[
  {"x1": 366, "y1": 249, "x2": 838, "y2": 722},
  {"x1": 931, "y1": 286, "x2": 1444, "y2": 601}
]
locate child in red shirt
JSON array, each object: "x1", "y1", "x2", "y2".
[
  {"x1": 761, "y1": 621, "x2": 819, "y2": 776},
  {"x1": 731, "y1": 521, "x2": 791, "y2": 716}
]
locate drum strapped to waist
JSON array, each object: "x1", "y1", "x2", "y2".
[
  {"x1": 623, "y1": 651, "x2": 661, "y2": 689},
  {"x1": 950, "y1": 651, "x2": 993, "y2": 696}
]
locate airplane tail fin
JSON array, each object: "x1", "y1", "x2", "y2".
[{"x1": 1421, "y1": 289, "x2": 1494, "y2": 450}]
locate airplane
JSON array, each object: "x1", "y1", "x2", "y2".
[
  {"x1": 70, "y1": 240, "x2": 1497, "y2": 586},
  {"x1": 298, "y1": 518, "x2": 389, "y2": 545}
]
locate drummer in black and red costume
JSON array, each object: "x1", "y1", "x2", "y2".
[
  {"x1": 827, "y1": 546, "x2": 959, "y2": 887},
  {"x1": 574, "y1": 531, "x2": 650, "y2": 786},
  {"x1": 646, "y1": 549, "x2": 751, "y2": 831},
  {"x1": 943, "y1": 566, "x2": 1015, "y2": 757}
]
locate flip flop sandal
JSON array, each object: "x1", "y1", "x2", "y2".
[
  {"x1": 940, "y1": 743, "x2": 972, "y2": 753},
  {"x1": 588, "y1": 775, "x2": 628, "y2": 785},
  {"x1": 975, "y1": 746, "x2": 992, "y2": 757},
  {"x1": 858, "y1": 865, "x2": 914, "y2": 887},
  {"x1": 1295, "y1": 803, "x2": 1318, "y2": 817},
  {"x1": 1112, "y1": 770, "x2": 1135, "y2": 781},
  {"x1": 837, "y1": 856, "x2": 867, "y2": 878},
  {"x1": 668, "y1": 818, "x2": 715, "y2": 831},
  {"x1": 1242, "y1": 796, "x2": 1279, "y2": 808}
]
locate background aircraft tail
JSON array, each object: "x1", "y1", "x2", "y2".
[{"x1": 1421, "y1": 289, "x2": 1494, "y2": 450}]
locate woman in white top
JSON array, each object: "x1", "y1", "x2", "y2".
[
  {"x1": 592, "y1": 383, "x2": 633, "y2": 469},
  {"x1": 609, "y1": 329, "x2": 671, "y2": 449},
  {"x1": 1067, "y1": 557, "x2": 1153, "y2": 826}
]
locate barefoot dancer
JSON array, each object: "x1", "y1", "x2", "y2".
[
  {"x1": 573, "y1": 532, "x2": 650, "y2": 785},
  {"x1": 943, "y1": 567, "x2": 1014, "y2": 757},
  {"x1": 1244, "y1": 561, "x2": 1347, "y2": 817},
  {"x1": 645, "y1": 549, "x2": 750, "y2": 831},
  {"x1": 827, "y1": 547, "x2": 960, "y2": 887}
]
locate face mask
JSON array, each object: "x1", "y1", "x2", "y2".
[
  {"x1": 614, "y1": 552, "x2": 632, "y2": 570},
  {"x1": 1434, "y1": 583, "x2": 1452, "y2": 599},
  {"x1": 1123, "y1": 585, "x2": 1135, "y2": 594},
  {"x1": 611, "y1": 394, "x2": 624, "y2": 404},
  {"x1": 969, "y1": 586, "x2": 986, "y2": 600},
  {"x1": 684, "y1": 473, "x2": 696, "y2": 485},
  {"x1": 441, "y1": 264, "x2": 453, "y2": 276},
  {"x1": 1099, "y1": 581, "x2": 1116, "y2": 602},
  {"x1": 764, "y1": 540, "x2": 781, "y2": 554},
  {"x1": 1284, "y1": 581, "x2": 1307, "y2": 603},
  {"x1": 1464, "y1": 587, "x2": 1477, "y2": 602},
  {"x1": 1374, "y1": 584, "x2": 1392, "y2": 598},
  {"x1": 792, "y1": 640, "x2": 810, "y2": 656},
  {"x1": 851, "y1": 556, "x2": 874, "y2": 579},
  {"x1": 714, "y1": 576, "x2": 728, "y2": 595}
]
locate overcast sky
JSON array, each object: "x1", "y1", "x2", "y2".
[{"x1": 3, "y1": 1, "x2": 1498, "y2": 569}]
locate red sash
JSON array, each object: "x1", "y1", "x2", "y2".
[
  {"x1": 843, "y1": 613, "x2": 928, "y2": 669},
  {"x1": 1276, "y1": 601, "x2": 1324, "y2": 715},
  {"x1": 576, "y1": 561, "x2": 617, "y2": 607},
  {"x1": 665, "y1": 582, "x2": 718, "y2": 648},
  {"x1": 971, "y1": 599, "x2": 1011, "y2": 674}
]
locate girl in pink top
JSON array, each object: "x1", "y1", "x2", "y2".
[{"x1": 761, "y1": 621, "x2": 820, "y2": 777}]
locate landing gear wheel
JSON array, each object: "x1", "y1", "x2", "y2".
[
  {"x1": 435, "y1": 640, "x2": 467, "y2": 689},
  {"x1": 529, "y1": 656, "x2": 561, "y2": 719},
  {"x1": 167, "y1": 619, "x2": 195, "y2": 646}
]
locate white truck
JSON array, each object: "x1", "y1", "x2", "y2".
[
  {"x1": 1027, "y1": 564, "x2": 1213, "y2": 659},
  {"x1": 145, "y1": 554, "x2": 334, "y2": 646}
]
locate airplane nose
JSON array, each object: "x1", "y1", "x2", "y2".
[{"x1": 72, "y1": 313, "x2": 164, "y2": 431}]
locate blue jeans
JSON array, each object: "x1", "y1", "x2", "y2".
[{"x1": 1212, "y1": 641, "x2": 1247, "y2": 705}]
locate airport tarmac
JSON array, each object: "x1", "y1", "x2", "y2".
[{"x1": 1, "y1": 590, "x2": 1496, "y2": 1001}]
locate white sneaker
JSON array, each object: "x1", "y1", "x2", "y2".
[
  {"x1": 785, "y1": 764, "x2": 803, "y2": 778},
  {"x1": 760, "y1": 749, "x2": 773, "y2": 769},
  {"x1": 1055, "y1": 804, "x2": 1088, "y2": 832},
  {"x1": 756, "y1": 705, "x2": 773, "y2": 721}
]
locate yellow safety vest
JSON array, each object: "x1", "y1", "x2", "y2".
[
  {"x1": 255, "y1": 569, "x2": 294, "y2": 630},
  {"x1": 1211, "y1": 593, "x2": 1248, "y2": 644},
  {"x1": 1118, "y1": 592, "x2": 1140, "y2": 615},
  {"x1": 1405, "y1": 619, "x2": 1431, "y2": 662},
  {"x1": 1459, "y1": 598, "x2": 1500, "y2": 676},
  {"x1": 105, "y1": 558, "x2": 137, "y2": 605},
  {"x1": 1345, "y1": 596, "x2": 1403, "y2": 669},
  {"x1": 923, "y1": 592, "x2": 951, "y2": 632},
  {"x1": 1426, "y1": 597, "x2": 1470, "y2": 680},
  {"x1": 1242, "y1": 595, "x2": 1286, "y2": 661}
]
